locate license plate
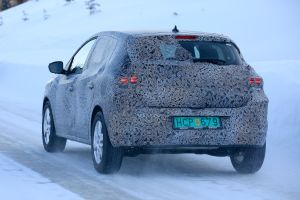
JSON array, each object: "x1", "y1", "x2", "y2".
[{"x1": 173, "y1": 116, "x2": 221, "y2": 129}]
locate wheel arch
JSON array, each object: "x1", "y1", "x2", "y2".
[
  {"x1": 90, "y1": 105, "x2": 103, "y2": 143},
  {"x1": 43, "y1": 96, "x2": 50, "y2": 110},
  {"x1": 42, "y1": 97, "x2": 57, "y2": 133}
]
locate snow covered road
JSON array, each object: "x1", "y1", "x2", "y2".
[
  {"x1": 0, "y1": 153, "x2": 82, "y2": 200},
  {"x1": 0, "y1": 101, "x2": 137, "y2": 200}
]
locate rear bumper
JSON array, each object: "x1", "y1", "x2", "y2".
[{"x1": 106, "y1": 93, "x2": 268, "y2": 147}]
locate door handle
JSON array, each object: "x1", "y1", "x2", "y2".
[
  {"x1": 68, "y1": 85, "x2": 74, "y2": 92},
  {"x1": 88, "y1": 82, "x2": 94, "y2": 90}
]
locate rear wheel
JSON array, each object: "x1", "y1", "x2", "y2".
[
  {"x1": 42, "y1": 102, "x2": 67, "y2": 152},
  {"x1": 91, "y1": 111, "x2": 123, "y2": 174},
  {"x1": 230, "y1": 143, "x2": 266, "y2": 174}
]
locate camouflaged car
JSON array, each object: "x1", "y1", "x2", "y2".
[{"x1": 42, "y1": 29, "x2": 268, "y2": 174}]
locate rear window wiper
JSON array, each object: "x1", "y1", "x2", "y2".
[{"x1": 193, "y1": 58, "x2": 226, "y2": 65}]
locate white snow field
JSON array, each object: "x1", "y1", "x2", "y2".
[{"x1": 0, "y1": 0, "x2": 300, "y2": 199}]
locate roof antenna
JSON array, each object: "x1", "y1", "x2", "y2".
[{"x1": 172, "y1": 25, "x2": 179, "y2": 33}]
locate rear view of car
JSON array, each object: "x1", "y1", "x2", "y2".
[
  {"x1": 42, "y1": 31, "x2": 268, "y2": 174},
  {"x1": 108, "y1": 33, "x2": 268, "y2": 173}
]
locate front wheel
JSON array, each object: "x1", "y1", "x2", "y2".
[
  {"x1": 230, "y1": 143, "x2": 266, "y2": 174},
  {"x1": 42, "y1": 101, "x2": 67, "y2": 152},
  {"x1": 91, "y1": 111, "x2": 123, "y2": 174}
]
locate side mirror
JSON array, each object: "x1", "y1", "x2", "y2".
[{"x1": 48, "y1": 61, "x2": 64, "y2": 74}]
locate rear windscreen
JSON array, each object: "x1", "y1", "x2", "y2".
[{"x1": 128, "y1": 36, "x2": 243, "y2": 65}]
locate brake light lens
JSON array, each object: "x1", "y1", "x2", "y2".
[
  {"x1": 130, "y1": 75, "x2": 138, "y2": 84},
  {"x1": 249, "y1": 77, "x2": 255, "y2": 85},
  {"x1": 120, "y1": 77, "x2": 128, "y2": 84},
  {"x1": 175, "y1": 35, "x2": 198, "y2": 40},
  {"x1": 255, "y1": 77, "x2": 262, "y2": 85},
  {"x1": 249, "y1": 76, "x2": 263, "y2": 87}
]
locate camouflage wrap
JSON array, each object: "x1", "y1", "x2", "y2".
[{"x1": 44, "y1": 31, "x2": 268, "y2": 148}]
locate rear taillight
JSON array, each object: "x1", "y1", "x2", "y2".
[
  {"x1": 249, "y1": 77, "x2": 255, "y2": 85},
  {"x1": 255, "y1": 77, "x2": 262, "y2": 85},
  {"x1": 249, "y1": 76, "x2": 263, "y2": 87},
  {"x1": 130, "y1": 75, "x2": 138, "y2": 84},
  {"x1": 120, "y1": 77, "x2": 129, "y2": 84},
  {"x1": 120, "y1": 75, "x2": 138, "y2": 85}
]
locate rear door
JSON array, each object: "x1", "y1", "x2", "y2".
[
  {"x1": 75, "y1": 36, "x2": 118, "y2": 140},
  {"x1": 54, "y1": 38, "x2": 96, "y2": 137}
]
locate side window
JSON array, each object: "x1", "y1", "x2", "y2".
[
  {"x1": 69, "y1": 39, "x2": 96, "y2": 74},
  {"x1": 87, "y1": 36, "x2": 118, "y2": 72}
]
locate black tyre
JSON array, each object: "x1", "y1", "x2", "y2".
[
  {"x1": 42, "y1": 101, "x2": 67, "y2": 152},
  {"x1": 230, "y1": 143, "x2": 266, "y2": 174},
  {"x1": 91, "y1": 111, "x2": 123, "y2": 174}
]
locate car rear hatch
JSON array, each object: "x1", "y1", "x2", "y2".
[{"x1": 126, "y1": 34, "x2": 251, "y2": 108}]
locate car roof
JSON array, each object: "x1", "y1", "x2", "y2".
[{"x1": 93, "y1": 30, "x2": 233, "y2": 43}]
